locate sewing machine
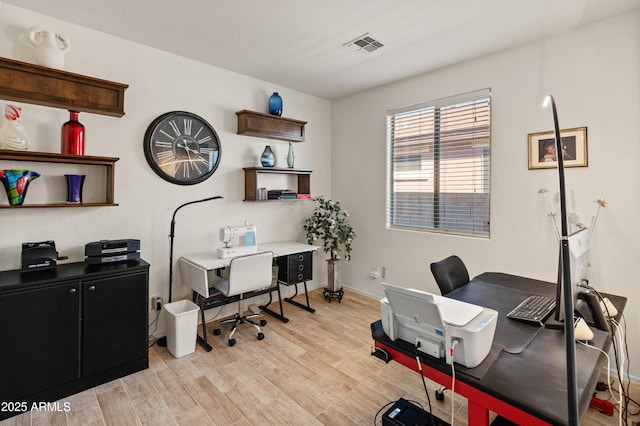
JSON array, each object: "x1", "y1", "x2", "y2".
[{"x1": 217, "y1": 224, "x2": 258, "y2": 258}]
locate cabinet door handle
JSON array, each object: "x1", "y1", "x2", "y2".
[
  {"x1": 298, "y1": 254, "x2": 305, "y2": 262},
  {"x1": 297, "y1": 273, "x2": 304, "y2": 281},
  {"x1": 298, "y1": 264, "x2": 304, "y2": 271},
  {"x1": 88, "y1": 285, "x2": 96, "y2": 291},
  {"x1": 68, "y1": 288, "x2": 77, "y2": 294}
]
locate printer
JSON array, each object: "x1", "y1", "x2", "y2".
[{"x1": 380, "y1": 282, "x2": 498, "y2": 368}]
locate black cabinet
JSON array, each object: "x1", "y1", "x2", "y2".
[
  {"x1": 277, "y1": 251, "x2": 313, "y2": 285},
  {"x1": 276, "y1": 251, "x2": 315, "y2": 314},
  {"x1": 81, "y1": 272, "x2": 148, "y2": 377},
  {"x1": 0, "y1": 260, "x2": 149, "y2": 420},
  {"x1": 0, "y1": 283, "x2": 80, "y2": 401}
]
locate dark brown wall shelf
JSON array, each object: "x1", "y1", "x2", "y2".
[
  {"x1": 0, "y1": 57, "x2": 128, "y2": 117},
  {"x1": 236, "y1": 110, "x2": 306, "y2": 142},
  {"x1": 243, "y1": 167, "x2": 311, "y2": 201},
  {"x1": 0, "y1": 149, "x2": 119, "y2": 208}
]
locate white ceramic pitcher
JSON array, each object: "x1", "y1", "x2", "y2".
[{"x1": 28, "y1": 27, "x2": 71, "y2": 69}]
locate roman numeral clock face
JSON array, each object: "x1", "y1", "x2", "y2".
[{"x1": 143, "y1": 111, "x2": 221, "y2": 185}]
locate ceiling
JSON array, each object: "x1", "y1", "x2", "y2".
[{"x1": 4, "y1": 0, "x2": 640, "y2": 100}]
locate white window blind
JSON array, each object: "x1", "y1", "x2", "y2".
[{"x1": 386, "y1": 89, "x2": 491, "y2": 237}]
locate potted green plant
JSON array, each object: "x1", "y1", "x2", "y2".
[{"x1": 303, "y1": 196, "x2": 356, "y2": 295}]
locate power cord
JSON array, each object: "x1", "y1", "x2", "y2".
[
  {"x1": 148, "y1": 308, "x2": 161, "y2": 347},
  {"x1": 414, "y1": 342, "x2": 436, "y2": 426},
  {"x1": 449, "y1": 339, "x2": 460, "y2": 425},
  {"x1": 371, "y1": 346, "x2": 391, "y2": 363},
  {"x1": 373, "y1": 400, "x2": 396, "y2": 425},
  {"x1": 580, "y1": 281, "x2": 636, "y2": 423},
  {"x1": 577, "y1": 341, "x2": 619, "y2": 405},
  {"x1": 584, "y1": 285, "x2": 636, "y2": 423}
]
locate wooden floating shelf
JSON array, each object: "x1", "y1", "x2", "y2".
[
  {"x1": 236, "y1": 110, "x2": 306, "y2": 142},
  {"x1": 0, "y1": 57, "x2": 128, "y2": 117},
  {"x1": 0, "y1": 149, "x2": 119, "y2": 165},
  {"x1": 0, "y1": 203, "x2": 118, "y2": 209},
  {"x1": 243, "y1": 167, "x2": 312, "y2": 202},
  {"x1": 0, "y1": 149, "x2": 119, "y2": 208}
]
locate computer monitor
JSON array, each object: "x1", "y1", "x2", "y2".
[{"x1": 554, "y1": 227, "x2": 589, "y2": 322}]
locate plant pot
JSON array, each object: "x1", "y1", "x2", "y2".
[{"x1": 326, "y1": 258, "x2": 341, "y2": 292}]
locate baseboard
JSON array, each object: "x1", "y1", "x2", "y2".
[
  {"x1": 340, "y1": 283, "x2": 379, "y2": 300},
  {"x1": 602, "y1": 366, "x2": 639, "y2": 384}
]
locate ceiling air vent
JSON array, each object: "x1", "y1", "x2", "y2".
[{"x1": 343, "y1": 33, "x2": 384, "y2": 53}]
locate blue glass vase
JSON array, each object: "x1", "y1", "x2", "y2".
[
  {"x1": 268, "y1": 92, "x2": 282, "y2": 116},
  {"x1": 261, "y1": 145, "x2": 275, "y2": 167}
]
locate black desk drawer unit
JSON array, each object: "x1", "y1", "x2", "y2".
[{"x1": 277, "y1": 251, "x2": 312, "y2": 284}]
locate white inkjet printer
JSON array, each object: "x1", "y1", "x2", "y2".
[{"x1": 380, "y1": 282, "x2": 498, "y2": 368}]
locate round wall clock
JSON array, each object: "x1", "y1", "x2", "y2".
[{"x1": 143, "y1": 111, "x2": 221, "y2": 185}]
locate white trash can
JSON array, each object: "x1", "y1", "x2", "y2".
[{"x1": 164, "y1": 300, "x2": 199, "y2": 358}]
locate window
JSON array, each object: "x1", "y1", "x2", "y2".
[{"x1": 386, "y1": 89, "x2": 491, "y2": 237}]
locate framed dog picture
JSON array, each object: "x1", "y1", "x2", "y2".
[{"x1": 528, "y1": 127, "x2": 588, "y2": 170}]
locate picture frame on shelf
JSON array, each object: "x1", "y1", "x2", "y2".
[{"x1": 528, "y1": 127, "x2": 587, "y2": 170}]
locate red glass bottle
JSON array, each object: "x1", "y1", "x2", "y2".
[{"x1": 61, "y1": 110, "x2": 85, "y2": 155}]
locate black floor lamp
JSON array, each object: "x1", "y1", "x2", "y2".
[
  {"x1": 157, "y1": 195, "x2": 223, "y2": 347},
  {"x1": 543, "y1": 94, "x2": 578, "y2": 425}
]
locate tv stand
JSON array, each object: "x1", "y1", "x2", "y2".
[
  {"x1": 577, "y1": 290, "x2": 610, "y2": 331},
  {"x1": 544, "y1": 290, "x2": 610, "y2": 332},
  {"x1": 544, "y1": 317, "x2": 565, "y2": 331}
]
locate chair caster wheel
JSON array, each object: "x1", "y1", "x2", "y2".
[
  {"x1": 260, "y1": 319, "x2": 267, "y2": 326},
  {"x1": 435, "y1": 388, "x2": 445, "y2": 401},
  {"x1": 257, "y1": 332, "x2": 264, "y2": 340},
  {"x1": 228, "y1": 338, "x2": 236, "y2": 346},
  {"x1": 213, "y1": 328, "x2": 221, "y2": 336}
]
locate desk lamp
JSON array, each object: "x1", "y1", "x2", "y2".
[
  {"x1": 543, "y1": 94, "x2": 579, "y2": 425},
  {"x1": 157, "y1": 195, "x2": 223, "y2": 347}
]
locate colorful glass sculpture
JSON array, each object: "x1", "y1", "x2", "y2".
[
  {"x1": 0, "y1": 105, "x2": 30, "y2": 150},
  {"x1": 0, "y1": 169, "x2": 40, "y2": 206}
]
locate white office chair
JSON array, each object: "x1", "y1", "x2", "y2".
[{"x1": 212, "y1": 251, "x2": 273, "y2": 346}]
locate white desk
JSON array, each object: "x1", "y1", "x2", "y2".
[
  {"x1": 180, "y1": 241, "x2": 319, "y2": 351},
  {"x1": 181, "y1": 241, "x2": 318, "y2": 277}
]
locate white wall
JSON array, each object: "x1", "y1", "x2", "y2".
[
  {"x1": 0, "y1": 4, "x2": 332, "y2": 331},
  {"x1": 333, "y1": 11, "x2": 640, "y2": 378}
]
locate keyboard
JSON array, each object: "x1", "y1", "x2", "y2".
[{"x1": 507, "y1": 295, "x2": 556, "y2": 326}]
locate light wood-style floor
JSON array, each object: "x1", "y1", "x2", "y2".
[{"x1": 3, "y1": 288, "x2": 638, "y2": 425}]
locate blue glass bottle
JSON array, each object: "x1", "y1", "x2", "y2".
[
  {"x1": 268, "y1": 92, "x2": 283, "y2": 116},
  {"x1": 261, "y1": 145, "x2": 275, "y2": 167}
]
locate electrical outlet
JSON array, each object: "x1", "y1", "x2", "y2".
[
  {"x1": 368, "y1": 266, "x2": 379, "y2": 279},
  {"x1": 150, "y1": 296, "x2": 163, "y2": 311},
  {"x1": 382, "y1": 266, "x2": 386, "y2": 279}
]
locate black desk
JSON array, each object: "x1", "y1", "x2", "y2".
[{"x1": 371, "y1": 272, "x2": 626, "y2": 426}]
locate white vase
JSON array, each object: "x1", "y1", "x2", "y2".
[
  {"x1": 0, "y1": 105, "x2": 30, "y2": 150},
  {"x1": 287, "y1": 142, "x2": 295, "y2": 168},
  {"x1": 28, "y1": 27, "x2": 71, "y2": 69}
]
